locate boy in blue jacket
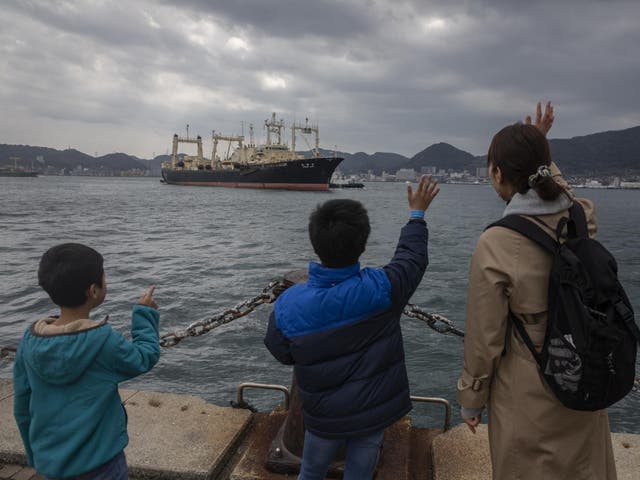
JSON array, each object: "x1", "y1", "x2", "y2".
[
  {"x1": 265, "y1": 175, "x2": 439, "y2": 480},
  {"x1": 13, "y1": 243, "x2": 160, "y2": 479}
]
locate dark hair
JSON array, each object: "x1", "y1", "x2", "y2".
[
  {"x1": 309, "y1": 199, "x2": 371, "y2": 268},
  {"x1": 38, "y1": 243, "x2": 104, "y2": 307},
  {"x1": 487, "y1": 123, "x2": 565, "y2": 201}
]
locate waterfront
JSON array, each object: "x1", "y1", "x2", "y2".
[{"x1": 0, "y1": 176, "x2": 639, "y2": 432}]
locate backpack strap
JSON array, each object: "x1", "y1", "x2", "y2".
[
  {"x1": 509, "y1": 312, "x2": 545, "y2": 368},
  {"x1": 486, "y1": 216, "x2": 557, "y2": 367},
  {"x1": 614, "y1": 300, "x2": 640, "y2": 345},
  {"x1": 487, "y1": 215, "x2": 557, "y2": 254},
  {"x1": 568, "y1": 202, "x2": 589, "y2": 238}
]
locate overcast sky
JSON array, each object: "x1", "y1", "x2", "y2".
[{"x1": 1, "y1": 0, "x2": 639, "y2": 159}]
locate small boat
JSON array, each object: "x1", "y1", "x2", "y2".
[{"x1": 330, "y1": 181, "x2": 364, "y2": 189}]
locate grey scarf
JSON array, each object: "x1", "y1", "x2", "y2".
[{"x1": 503, "y1": 189, "x2": 572, "y2": 218}]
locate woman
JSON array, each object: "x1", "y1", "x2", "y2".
[{"x1": 456, "y1": 103, "x2": 617, "y2": 479}]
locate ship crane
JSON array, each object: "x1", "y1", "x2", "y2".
[
  {"x1": 291, "y1": 117, "x2": 320, "y2": 158},
  {"x1": 170, "y1": 125, "x2": 203, "y2": 168},
  {"x1": 211, "y1": 132, "x2": 244, "y2": 167}
]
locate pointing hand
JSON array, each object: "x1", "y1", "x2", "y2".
[{"x1": 138, "y1": 286, "x2": 158, "y2": 309}]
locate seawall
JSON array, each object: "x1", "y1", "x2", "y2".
[{"x1": 1, "y1": 379, "x2": 638, "y2": 479}]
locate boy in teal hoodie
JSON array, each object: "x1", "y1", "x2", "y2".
[{"x1": 13, "y1": 243, "x2": 160, "y2": 479}]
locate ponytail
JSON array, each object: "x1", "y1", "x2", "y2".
[{"x1": 488, "y1": 123, "x2": 566, "y2": 201}]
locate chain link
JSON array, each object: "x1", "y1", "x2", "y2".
[
  {"x1": 2, "y1": 280, "x2": 640, "y2": 396},
  {"x1": 1, "y1": 347, "x2": 16, "y2": 362},
  {"x1": 159, "y1": 279, "x2": 290, "y2": 347},
  {"x1": 404, "y1": 304, "x2": 465, "y2": 337}
]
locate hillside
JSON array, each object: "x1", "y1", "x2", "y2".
[
  {"x1": 548, "y1": 126, "x2": 640, "y2": 175},
  {"x1": 407, "y1": 142, "x2": 481, "y2": 172},
  {"x1": 1, "y1": 125, "x2": 639, "y2": 176},
  {"x1": 0, "y1": 145, "x2": 148, "y2": 172}
]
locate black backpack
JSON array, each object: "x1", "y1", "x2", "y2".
[{"x1": 489, "y1": 203, "x2": 640, "y2": 411}]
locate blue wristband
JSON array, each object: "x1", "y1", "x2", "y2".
[{"x1": 410, "y1": 210, "x2": 425, "y2": 219}]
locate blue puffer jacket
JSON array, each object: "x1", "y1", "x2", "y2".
[
  {"x1": 13, "y1": 305, "x2": 160, "y2": 478},
  {"x1": 265, "y1": 219, "x2": 428, "y2": 438}
]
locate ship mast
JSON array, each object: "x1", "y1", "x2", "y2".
[
  {"x1": 265, "y1": 112, "x2": 285, "y2": 147},
  {"x1": 291, "y1": 117, "x2": 320, "y2": 158}
]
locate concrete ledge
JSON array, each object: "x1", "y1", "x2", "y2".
[
  {"x1": 231, "y1": 413, "x2": 414, "y2": 480},
  {"x1": 0, "y1": 380, "x2": 253, "y2": 479},
  {"x1": 432, "y1": 423, "x2": 640, "y2": 480},
  {"x1": 0, "y1": 380, "x2": 26, "y2": 466}
]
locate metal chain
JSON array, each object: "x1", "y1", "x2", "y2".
[
  {"x1": 159, "y1": 279, "x2": 290, "y2": 347},
  {"x1": 2, "y1": 280, "x2": 640, "y2": 395},
  {"x1": 1, "y1": 347, "x2": 16, "y2": 362},
  {"x1": 404, "y1": 304, "x2": 465, "y2": 337}
]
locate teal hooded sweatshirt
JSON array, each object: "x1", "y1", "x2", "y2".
[{"x1": 13, "y1": 305, "x2": 160, "y2": 478}]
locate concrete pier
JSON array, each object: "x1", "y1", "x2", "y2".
[
  {"x1": 1, "y1": 379, "x2": 639, "y2": 479},
  {"x1": 0, "y1": 379, "x2": 252, "y2": 480}
]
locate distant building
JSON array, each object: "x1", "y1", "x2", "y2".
[
  {"x1": 420, "y1": 166, "x2": 437, "y2": 174},
  {"x1": 381, "y1": 171, "x2": 396, "y2": 182},
  {"x1": 395, "y1": 168, "x2": 417, "y2": 181}
]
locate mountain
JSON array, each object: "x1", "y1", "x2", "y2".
[
  {"x1": 340, "y1": 151, "x2": 409, "y2": 175},
  {"x1": 1, "y1": 125, "x2": 639, "y2": 176},
  {"x1": 407, "y1": 142, "x2": 481, "y2": 172},
  {"x1": 97, "y1": 153, "x2": 147, "y2": 170},
  {"x1": 0, "y1": 144, "x2": 148, "y2": 172},
  {"x1": 548, "y1": 126, "x2": 640, "y2": 175}
]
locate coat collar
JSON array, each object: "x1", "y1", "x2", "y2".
[
  {"x1": 503, "y1": 189, "x2": 572, "y2": 218},
  {"x1": 307, "y1": 261, "x2": 360, "y2": 287}
]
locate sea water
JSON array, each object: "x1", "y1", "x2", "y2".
[{"x1": 1, "y1": 176, "x2": 638, "y2": 432}]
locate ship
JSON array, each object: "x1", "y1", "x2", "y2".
[
  {"x1": 0, "y1": 169, "x2": 38, "y2": 178},
  {"x1": 161, "y1": 113, "x2": 343, "y2": 190},
  {"x1": 0, "y1": 156, "x2": 38, "y2": 177}
]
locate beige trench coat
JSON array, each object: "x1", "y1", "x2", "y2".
[{"x1": 457, "y1": 165, "x2": 617, "y2": 480}]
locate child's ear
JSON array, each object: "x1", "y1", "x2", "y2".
[{"x1": 87, "y1": 283, "x2": 100, "y2": 300}]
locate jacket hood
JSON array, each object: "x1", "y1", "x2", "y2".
[
  {"x1": 21, "y1": 318, "x2": 111, "y2": 385},
  {"x1": 503, "y1": 189, "x2": 572, "y2": 218}
]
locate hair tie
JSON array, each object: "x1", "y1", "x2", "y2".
[{"x1": 528, "y1": 165, "x2": 552, "y2": 188}]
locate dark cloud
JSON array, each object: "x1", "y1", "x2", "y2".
[
  {"x1": 162, "y1": 0, "x2": 379, "y2": 39},
  {"x1": 1, "y1": 0, "x2": 639, "y2": 158}
]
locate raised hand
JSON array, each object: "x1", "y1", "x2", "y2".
[
  {"x1": 407, "y1": 174, "x2": 440, "y2": 212},
  {"x1": 525, "y1": 101, "x2": 554, "y2": 137},
  {"x1": 138, "y1": 286, "x2": 158, "y2": 309}
]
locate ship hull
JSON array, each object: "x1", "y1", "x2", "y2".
[{"x1": 162, "y1": 157, "x2": 343, "y2": 191}]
